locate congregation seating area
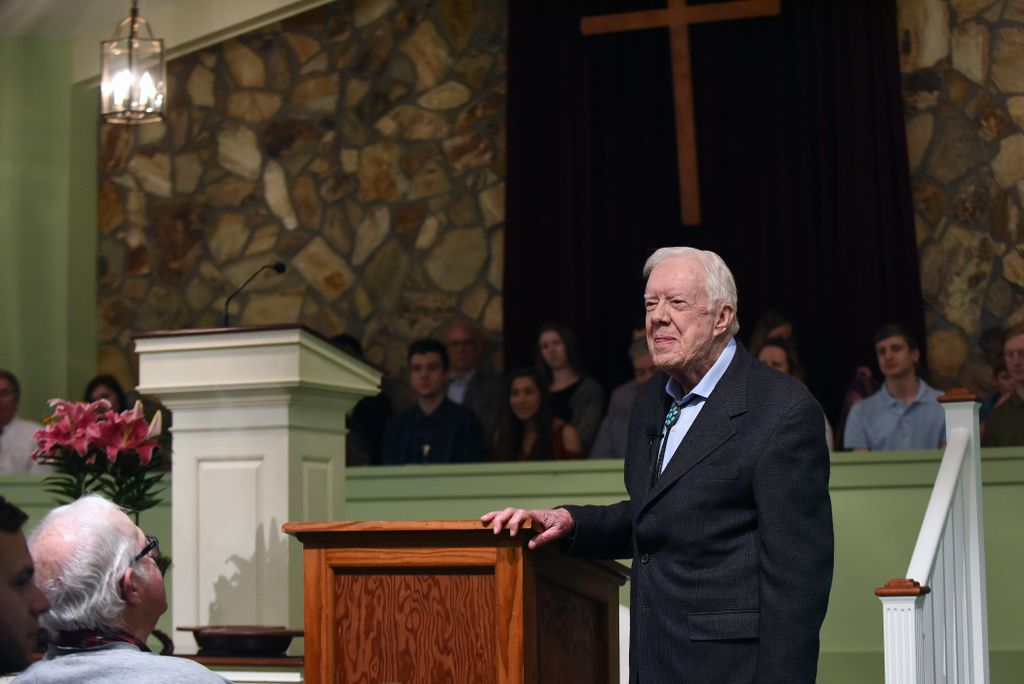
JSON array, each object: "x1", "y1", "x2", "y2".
[{"x1": 5, "y1": 442, "x2": 1024, "y2": 683}]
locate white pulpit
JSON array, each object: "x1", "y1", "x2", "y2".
[{"x1": 134, "y1": 325, "x2": 380, "y2": 653}]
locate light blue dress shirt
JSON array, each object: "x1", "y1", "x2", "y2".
[
  {"x1": 659, "y1": 338, "x2": 737, "y2": 473},
  {"x1": 447, "y1": 369, "x2": 476, "y2": 404},
  {"x1": 843, "y1": 379, "x2": 945, "y2": 450}
]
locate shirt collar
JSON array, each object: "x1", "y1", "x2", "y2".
[
  {"x1": 664, "y1": 337, "x2": 737, "y2": 404},
  {"x1": 449, "y1": 368, "x2": 476, "y2": 384},
  {"x1": 880, "y1": 378, "x2": 929, "y2": 406}
]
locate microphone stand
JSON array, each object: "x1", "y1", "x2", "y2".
[{"x1": 221, "y1": 263, "x2": 285, "y2": 327}]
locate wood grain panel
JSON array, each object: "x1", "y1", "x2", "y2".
[
  {"x1": 333, "y1": 569, "x2": 496, "y2": 684},
  {"x1": 494, "y1": 546, "x2": 524, "y2": 684},
  {"x1": 325, "y1": 547, "x2": 497, "y2": 567},
  {"x1": 302, "y1": 547, "x2": 333, "y2": 684},
  {"x1": 536, "y1": 577, "x2": 607, "y2": 684}
]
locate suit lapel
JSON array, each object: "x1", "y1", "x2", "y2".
[{"x1": 640, "y1": 342, "x2": 752, "y2": 511}]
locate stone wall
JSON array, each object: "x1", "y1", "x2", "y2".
[
  {"x1": 96, "y1": 0, "x2": 506, "y2": 386},
  {"x1": 899, "y1": 0, "x2": 1024, "y2": 391}
]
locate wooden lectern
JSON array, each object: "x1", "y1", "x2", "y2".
[{"x1": 283, "y1": 520, "x2": 629, "y2": 684}]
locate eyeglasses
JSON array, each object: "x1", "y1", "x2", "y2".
[{"x1": 133, "y1": 535, "x2": 160, "y2": 564}]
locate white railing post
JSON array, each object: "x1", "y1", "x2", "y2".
[
  {"x1": 875, "y1": 389, "x2": 989, "y2": 684},
  {"x1": 877, "y1": 582, "x2": 929, "y2": 684},
  {"x1": 942, "y1": 394, "x2": 990, "y2": 684}
]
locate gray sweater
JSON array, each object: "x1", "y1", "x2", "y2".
[{"x1": 13, "y1": 643, "x2": 230, "y2": 683}]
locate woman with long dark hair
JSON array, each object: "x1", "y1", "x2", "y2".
[
  {"x1": 492, "y1": 368, "x2": 582, "y2": 461},
  {"x1": 534, "y1": 323, "x2": 604, "y2": 452},
  {"x1": 83, "y1": 375, "x2": 128, "y2": 412}
]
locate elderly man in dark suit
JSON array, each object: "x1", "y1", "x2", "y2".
[{"x1": 483, "y1": 247, "x2": 833, "y2": 684}]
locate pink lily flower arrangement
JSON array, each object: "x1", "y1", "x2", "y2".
[{"x1": 33, "y1": 398, "x2": 167, "y2": 518}]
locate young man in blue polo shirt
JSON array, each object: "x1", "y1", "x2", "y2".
[{"x1": 843, "y1": 324, "x2": 945, "y2": 451}]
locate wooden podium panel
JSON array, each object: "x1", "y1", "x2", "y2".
[{"x1": 283, "y1": 521, "x2": 629, "y2": 684}]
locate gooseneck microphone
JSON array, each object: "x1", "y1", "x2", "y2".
[{"x1": 220, "y1": 261, "x2": 287, "y2": 327}]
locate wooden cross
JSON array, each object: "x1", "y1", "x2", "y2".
[{"x1": 581, "y1": 0, "x2": 780, "y2": 226}]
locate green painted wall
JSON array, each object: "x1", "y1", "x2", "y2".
[
  {"x1": 4, "y1": 447, "x2": 1023, "y2": 682},
  {"x1": 0, "y1": 38, "x2": 97, "y2": 422}
]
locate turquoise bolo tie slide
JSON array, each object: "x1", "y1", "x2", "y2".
[{"x1": 664, "y1": 402, "x2": 682, "y2": 430}]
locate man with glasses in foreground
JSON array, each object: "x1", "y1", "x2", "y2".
[{"x1": 12, "y1": 494, "x2": 228, "y2": 683}]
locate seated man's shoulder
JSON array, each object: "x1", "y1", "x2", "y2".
[
  {"x1": 154, "y1": 654, "x2": 232, "y2": 682},
  {"x1": 608, "y1": 381, "x2": 639, "y2": 412},
  {"x1": 13, "y1": 648, "x2": 229, "y2": 683},
  {"x1": 918, "y1": 381, "x2": 946, "y2": 403},
  {"x1": 912, "y1": 382, "x2": 947, "y2": 423}
]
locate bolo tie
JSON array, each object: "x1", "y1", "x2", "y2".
[{"x1": 651, "y1": 400, "x2": 683, "y2": 485}]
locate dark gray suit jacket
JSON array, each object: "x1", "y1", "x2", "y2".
[{"x1": 564, "y1": 341, "x2": 833, "y2": 684}]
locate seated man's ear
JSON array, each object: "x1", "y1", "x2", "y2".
[{"x1": 120, "y1": 568, "x2": 144, "y2": 607}]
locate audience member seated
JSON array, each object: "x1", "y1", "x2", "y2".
[
  {"x1": 492, "y1": 368, "x2": 583, "y2": 460},
  {"x1": 591, "y1": 338, "x2": 654, "y2": 459},
  {"x1": 843, "y1": 324, "x2": 945, "y2": 451},
  {"x1": 836, "y1": 364, "x2": 880, "y2": 445},
  {"x1": 13, "y1": 495, "x2": 229, "y2": 683},
  {"x1": 381, "y1": 339, "x2": 484, "y2": 464},
  {"x1": 0, "y1": 371, "x2": 49, "y2": 475},
  {"x1": 756, "y1": 337, "x2": 834, "y2": 450},
  {"x1": 535, "y1": 323, "x2": 604, "y2": 452},
  {"x1": 1, "y1": 496, "x2": 50, "y2": 675},
  {"x1": 748, "y1": 308, "x2": 796, "y2": 357},
  {"x1": 83, "y1": 375, "x2": 128, "y2": 412},
  {"x1": 979, "y1": 357, "x2": 1014, "y2": 424},
  {"x1": 982, "y1": 323, "x2": 1024, "y2": 447},
  {"x1": 441, "y1": 319, "x2": 502, "y2": 449},
  {"x1": 331, "y1": 334, "x2": 393, "y2": 466}
]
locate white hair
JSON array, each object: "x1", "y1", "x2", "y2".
[
  {"x1": 29, "y1": 494, "x2": 148, "y2": 635},
  {"x1": 643, "y1": 246, "x2": 741, "y2": 337}
]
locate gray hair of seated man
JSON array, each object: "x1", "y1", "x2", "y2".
[{"x1": 29, "y1": 494, "x2": 149, "y2": 636}]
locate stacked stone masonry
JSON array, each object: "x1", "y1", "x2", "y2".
[
  {"x1": 97, "y1": 0, "x2": 507, "y2": 385},
  {"x1": 900, "y1": 0, "x2": 1024, "y2": 392}
]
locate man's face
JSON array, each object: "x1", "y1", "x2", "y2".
[
  {"x1": 632, "y1": 353, "x2": 655, "y2": 385},
  {"x1": 1004, "y1": 333, "x2": 1024, "y2": 386},
  {"x1": 644, "y1": 257, "x2": 732, "y2": 380},
  {"x1": 444, "y1": 324, "x2": 481, "y2": 376},
  {"x1": 0, "y1": 378, "x2": 18, "y2": 428},
  {"x1": 0, "y1": 530, "x2": 50, "y2": 674},
  {"x1": 875, "y1": 335, "x2": 918, "y2": 380},
  {"x1": 124, "y1": 520, "x2": 167, "y2": 631},
  {"x1": 409, "y1": 352, "x2": 447, "y2": 400}
]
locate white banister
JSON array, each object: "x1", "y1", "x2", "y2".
[
  {"x1": 905, "y1": 426, "x2": 969, "y2": 582},
  {"x1": 876, "y1": 390, "x2": 989, "y2": 684}
]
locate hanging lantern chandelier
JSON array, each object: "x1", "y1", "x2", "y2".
[{"x1": 99, "y1": 0, "x2": 166, "y2": 124}]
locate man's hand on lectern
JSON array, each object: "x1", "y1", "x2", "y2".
[{"x1": 480, "y1": 507, "x2": 575, "y2": 549}]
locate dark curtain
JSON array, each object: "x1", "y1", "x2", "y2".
[{"x1": 504, "y1": 0, "x2": 924, "y2": 422}]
